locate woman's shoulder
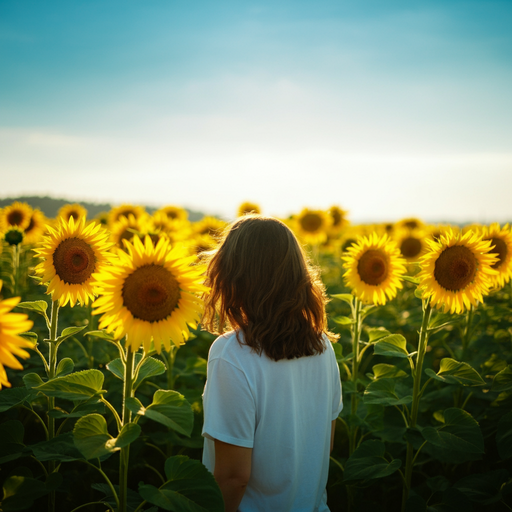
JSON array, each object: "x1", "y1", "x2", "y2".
[{"x1": 208, "y1": 330, "x2": 246, "y2": 361}]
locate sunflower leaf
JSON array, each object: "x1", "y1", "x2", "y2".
[
  {"x1": 370, "y1": 364, "x2": 408, "y2": 380},
  {"x1": 84, "y1": 329, "x2": 117, "y2": 342},
  {"x1": 402, "y1": 275, "x2": 420, "y2": 285},
  {"x1": 55, "y1": 325, "x2": 87, "y2": 346},
  {"x1": 23, "y1": 373, "x2": 44, "y2": 389},
  {"x1": 73, "y1": 413, "x2": 141, "y2": 460},
  {"x1": 331, "y1": 293, "x2": 354, "y2": 305},
  {"x1": 492, "y1": 365, "x2": 512, "y2": 392},
  {"x1": 332, "y1": 316, "x2": 353, "y2": 326},
  {"x1": 134, "y1": 357, "x2": 167, "y2": 389},
  {"x1": 138, "y1": 455, "x2": 224, "y2": 512},
  {"x1": 126, "y1": 390, "x2": 193, "y2": 437},
  {"x1": 425, "y1": 358, "x2": 485, "y2": 386},
  {"x1": 496, "y1": 411, "x2": 512, "y2": 460},
  {"x1": 1, "y1": 473, "x2": 62, "y2": 510},
  {"x1": 0, "y1": 420, "x2": 25, "y2": 464},
  {"x1": 34, "y1": 369, "x2": 105, "y2": 401},
  {"x1": 18, "y1": 331, "x2": 38, "y2": 345},
  {"x1": 15, "y1": 300, "x2": 49, "y2": 315},
  {"x1": 30, "y1": 431, "x2": 84, "y2": 462},
  {"x1": 363, "y1": 378, "x2": 412, "y2": 406},
  {"x1": 0, "y1": 387, "x2": 34, "y2": 413},
  {"x1": 373, "y1": 335, "x2": 409, "y2": 358},
  {"x1": 55, "y1": 358, "x2": 75, "y2": 378},
  {"x1": 421, "y1": 408, "x2": 484, "y2": 464},
  {"x1": 343, "y1": 440, "x2": 402, "y2": 483}
]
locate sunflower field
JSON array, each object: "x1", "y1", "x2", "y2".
[{"x1": 0, "y1": 200, "x2": 511, "y2": 512}]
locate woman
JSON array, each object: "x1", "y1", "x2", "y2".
[{"x1": 202, "y1": 215, "x2": 342, "y2": 512}]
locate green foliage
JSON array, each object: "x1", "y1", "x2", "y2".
[{"x1": 34, "y1": 369, "x2": 106, "y2": 401}]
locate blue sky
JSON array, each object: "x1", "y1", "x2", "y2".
[{"x1": 1, "y1": 0, "x2": 511, "y2": 222}]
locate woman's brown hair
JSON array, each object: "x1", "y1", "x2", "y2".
[{"x1": 202, "y1": 215, "x2": 337, "y2": 361}]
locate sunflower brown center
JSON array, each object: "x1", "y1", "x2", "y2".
[
  {"x1": 487, "y1": 237, "x2": 507, "y2": 269},
  {"x1": 434, "y1": 245, "x2": 477, "y2": 291},
  {"x1": 53, "y1": 237, "x2": 96, "y2": 284},
  {"x1": 26, "y1": 216, "x2": 35, "y2": 233},
  {"x1": 331, "y1": 209, "x2": 342, "y2": 227},
  {"x1": 122, "y1": 264, "x2": 180, "y2": 322},
  {"x1": 68, "y1": 211, "x2": 79, "y2": 220},
  {"x1": 404, "y1": 220, "x2": 419, "y2": 230},
  {"x1": 300, "y1": 213, "x2": 322, "y2": 233},
  {"x1": 7, "y1": 210, "x2": 24, "y2": 226},
  {"x1": 166, "y1": 211, "x2": 178, "y2": 219},
  {"x1": 400, "y1": 237, "x2": 422, "y2": 259},
  {"x1": 357, "y1": 249, "x2": 389, "y2": 286}
]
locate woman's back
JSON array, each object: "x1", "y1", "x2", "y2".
[{"x1": 202, "y1": 331, "x2": 342, "y2": 512}]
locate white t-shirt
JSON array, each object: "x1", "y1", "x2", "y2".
[{"x1": 202, "y1": 330, "x2": 343, "y2": 512}]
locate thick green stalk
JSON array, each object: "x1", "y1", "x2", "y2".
[
  {"x1": 401, "y1": 301, "x2": 432, "y2": 512},
  {"x1": 13, "y1": 244, "x2": 20, "y2": 296},
  {"x1": 349, "y1": 298, "x2": 362, "y2": 454},
  {"x1": 461, "y1": 305, "x2": 474, "y2": 360},
  {"x1": 47, "y1": 300, "x2": 60, "y2": 512},
  {"x1": 119, "y1": 345, "x2": 135, "y2": 512}
]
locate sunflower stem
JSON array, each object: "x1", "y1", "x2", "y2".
[
  {"x1": 119, "y1": 343, "x2": 135, "y2": 512},
  {"x1": 47, "y1": 299, "x2": 60, "y2": 512},
  {"x1": 349, "y1": 298, "x2": 363, "y2": 455},
  {"x1": 461, "y1": 304, "x2": 474, "y2": 359},
  {"x1": 12, "y1": 244, "x2": 20, "y2": 296},
  {"x1": 401, "y1": 300, "x2": 432, "y2": 512}
]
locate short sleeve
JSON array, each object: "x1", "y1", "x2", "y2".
[
  {"x1": 202, "y1": 357, "x2": 256, "y2": 448},
  {"x1": 330, "y1": 344, "x2": 343, "y2": 420}
]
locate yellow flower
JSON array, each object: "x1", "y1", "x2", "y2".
[
  {"x1": 395, "y1": 228, "x2": 428, "y2": 262},
  {"x1": 0, "y1": 202, "x2": 33, "y2": 231},
  {"x1": 192, "y1": 216, "x2": 227, "y2": 239},
  {"x1": 0, "y1": 281, "x2": 33, "y2": 389},
  {"x1": 108, "y1": 204, "x2": 147, "y2": 226},
  {"x1": 34, "y1": 216, "x2": 112, "y2": 307},
  {"x1": 58, "y1": 203, "x2": 88, "y2": 223},
  {"x1": 418, "y1": 228, "x2": 498, "y2": 314},
  {"x1": 155, "y1": 205, "x2": 189, "y2": 223},
  {"x1": 328, "y1": 206, "x2": 349, "y2": 234},
  {"x1": 342, "y1": 233, "x2": 407, "y2": 305},
  {"x1": 395, "y1": 217, "x2": 425, "y2": 232},
  {"x1": 293, "y1": 208, "x2": 332, "y2": 245},
  {"x1": 23, "y1": 209, "x2": 48, "y2": 245},
  {"x1": 109, "y1": 214, "x2": 149, "y2": 248},
  {"x1": 2, "y1": 226, "x2": 25, "y2": 246},
  {"x1": 480, "y1": 223, "x2": 512, "y2": 289},
  {"x1": 237, "y1": 202, "x2": 261, "y2": 217},
  {"x1": 92, "y1": 235, "x2": 208, "y2": 353}
]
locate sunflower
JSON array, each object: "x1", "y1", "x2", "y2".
[
  {"x1": 94, "y1": 211, "x2": 109, "y2": 226},
  {"x1": 480, "y1": 223, "x2": 512, "y2": 289},
  {"x1": 0, "y1": 281, "x2": 34, "y2": 388},
  {"x1": 155, "y1": 205, "x2": 188, "y2": 223},
  {"x1": 92, "y1": 235, "x2": 208, "y2": 353},
  {"x1": 0, "y1": 202, "x2": 32, "y2": 231},
  {"x1": 23, "y1": 209, "x2": 48, "y2": 245},
  {"x1": 58, "y1": 203, "x2": 88, "y2": 223},
  {"x1": 192, "y1": 216, "x2": 227, "y2": 239},
  {"x1": 342, "y1": 233, "x2": 407, "y2": 305},
  {"x1": 328, "y1": 206, "x2": 349, "y2": 234},
  {"x1": 395, "y1": 229, "x2": 428, "y2": 263},
  {"x1": 418, "y1": 229, "x2": 498, "y2": 314},
  {"x1": 237, "y1": 202, "x2": 261, "y2": 217},
  {"x1": 108, "y1": 204, "x2": 147, "y2": 226},
  {"x1": 2, "y1": 227, "x2": 25, "y2": 246},
  {"x1": 109, "y1": 214, "x2": 149, "y2": 248},
  {"x1": 395, "y1": 217, "x2": 425, "y2": 232},
  {"x1": 34, "y1": 216, "x2": 112, "y2": 307},
  {"x1": 293, "y1": 208, "x2": 332, "y2": 245},
  {"x1": 188, "y1": 233, "x2": 218, "y2": 256}
]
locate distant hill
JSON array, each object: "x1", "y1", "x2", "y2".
[{"x1": 0, "y1": 196, "x2": 206, "y2": 222}]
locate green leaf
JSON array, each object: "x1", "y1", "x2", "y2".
[
  {"x1": 367, "y1": 328, "x2": 391, "y2": 343},
  {"x1": 15, "y1": 300, "x2": 49, "y2": 316},
  {"x1": 49, "y1": 398, "x2": 105, "y2": 419},
  {"x1": 106, "y1": 356, "x2": 130, "y2": 381},
  {"x1": 0, "y1": 387, "x2": 32, "y2": 413},
  {"x1": 73, "y1": 413, "x2": 141, "y2": 460},
  {"x1": 402, "y1": 275, "x2": 420, "y2": 285},
  {"x1": 454, "y1": 470, "x2": 509, "y2": 505},
  {"x1": 84, "y1": 329, "x2": 117, "y2": 342},
  {"x1": 30, "y1": 432, "x2": 84, "y2": 462},
  {"x1": 55, "y1": 325, "x2": 87, "y2": 345},
  {"x1": 424, "y1": 358, "x2": 485, "y2": 386},
  {"x1": 34, "y1": 369, "x2": 105, "y2": 401},
  {"x1": 138, "y1": 455, "x2": 224, "y2": 512},
  {"x1": 126, "y1": 390, "x2": 193, "y2": 437},
  {"x1": 370, "y1": 364, "x2": 408, "y2": 380},
  {"x1": 330, "y1": 293, "x2": 353, "y2": 305},
  {"x1": 178, "y1": 356, "x2": 206, "y2": 378},
  {"x1": 332, "y1": 316, "x2": 353, "y2": 326},
  {"x1": 496, "y1": 411, "x2": 512, "y2": 460},
  {"x1": 373, "y1": 335, "x2": 409, "y2": 358},
  {"x1": 0, "y1": 421, "x2": 25, "y2": 464},
  {"x1": 18, "y1": 332, "x2": 38, "y2": 345},
  {"x1": 492, "y1": 365, "x2": 512, "y2": 392},
  {"x1": 343, "y1": 440, "x2": 402, "y2": 483},
  {"x1": 421, "y1": 408, "x2": 484, "y2": 464},
  {"x1": 23, "y1": 373, "x2": 44, "y2": 389},
  {"x1": 134, "y1": 357, "x2": 166, "y2": 389},
  {"x1": 55, "y1": 358, "x2": 74, "y2": 377},
  {"x1": 1, "y1": 473, "x2": 62, "y2": 511},
  {"x1": 363, "y1": 378, "x2": 412, "y2": 406}
]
